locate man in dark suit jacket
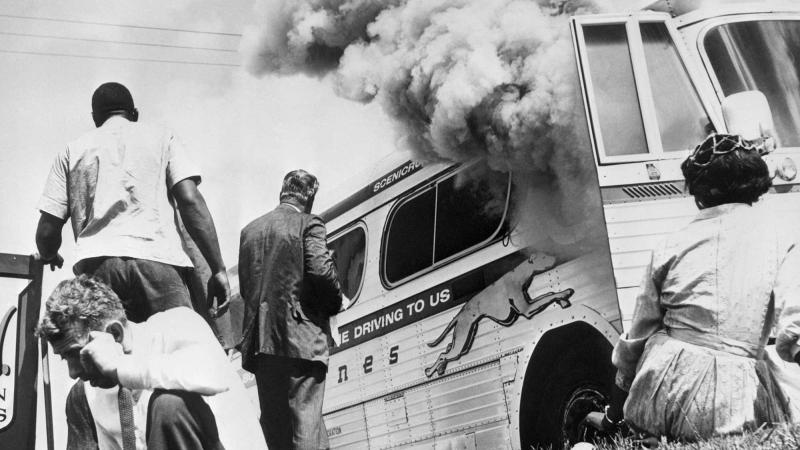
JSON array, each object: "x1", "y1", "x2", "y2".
[{"x1": 238, "y1": 169, "x2": 343, "y2": 450}]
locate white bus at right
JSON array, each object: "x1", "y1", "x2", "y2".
[{"x1": 317, "y1": 1, "x2": 800, "y2": 448}]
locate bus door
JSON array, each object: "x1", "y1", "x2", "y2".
[
  {"x1": 0, "y1": 253, "x2": 52, "y2": 450},
  {"x1": 570, "y1": 12, "x2": 720, "y2": 325}
]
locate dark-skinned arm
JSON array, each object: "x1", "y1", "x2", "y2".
[
  {"x1": 584, "y1": 383, "x2": 627, "y2": 433},
  {"x1": 171, "y1": 178, "x2": 230, "y2": 317},
  {"x1": 35, "y1": 212, "x2": 66, "y2": 271}
]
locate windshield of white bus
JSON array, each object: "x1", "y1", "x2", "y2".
[{"x1": 704, "y1": 19, "x2": 800, "y2": 147}]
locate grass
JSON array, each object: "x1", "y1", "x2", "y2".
[{"x1": 563, "y1": 423, "x2": 800, "y2": 449}]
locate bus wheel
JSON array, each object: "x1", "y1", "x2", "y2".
[
  {"x1": 519, "y1": 325, "x2": 614, "y2": 448},
  {"x1": 523, "y1": 358, "x2": 612, "y2": 448},
  {"x1": 560, "y1": 383, "x2": 607, "y2": 444}
]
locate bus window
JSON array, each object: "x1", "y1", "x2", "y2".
[
  {"x1": 583, "y1": 23, "x2": 649, "y2": 157},
  {"x1": 576, "y1": 16, "x2": 713, "y2": 163},
  {"x1": 329, "y1": 225, "x2": 367, "y2": 303},
  {"x1": 641, "y1": 22, "x2": 708, "y2": 152},
  {"x1": 434, "y1": 172, "x2": 507, "y2": 262},
  {"x1": 384, "y1": 188, "x2": 436, "y2": 283},
  {"x1": 704, "y1": 20, "x2": 800, "y2": 147},
  {"x1": 383, "y1": 169, "x2": 510, "y2": 286}
]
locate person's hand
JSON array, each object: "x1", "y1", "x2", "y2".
[
  {"x1": 33, "y1": 252, "x2": 64, "y2": 271},
  {"x1": 207, "y1": 270, "x2": 231, "y2": 318},
  {"x1": 80, "y1": 331, "x2": 123, "y2": 386},
  {"x1": 582, "y1": 407, "x2": 624, "y2": 435},
  {"x1": 583, "y1": 411, "x2": 611, "y2": 433}
]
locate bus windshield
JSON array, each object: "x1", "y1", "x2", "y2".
[{"x1": 704, "y1": 19, "x2": 800, "y2": 147}]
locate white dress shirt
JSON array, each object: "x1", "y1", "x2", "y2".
[{"x1": 84, "y1": 307, "x2": 267, "y2": 449}]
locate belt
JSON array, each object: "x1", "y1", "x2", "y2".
[{"x1": 666, "y1": 327, "x2": 761, "y2": 359}]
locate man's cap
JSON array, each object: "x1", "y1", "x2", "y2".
[{"x1": 91, "y1": 82, "x2": 134, "y2": 115}]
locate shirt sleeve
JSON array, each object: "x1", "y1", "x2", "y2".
[
  {"x1": 165, "y1": 131, "x2": 201, "y2": 189},
  {"x1": 116, "y1": 309, "x2": 230, "y2": 395},
  {"x1": 304, "y1": 215, "x2": 343, "y2": 316},
  {"x1": 37, "y1": 148, "x2": 70, "y2": 219},
  {"x1": 774, "y1": 241, "x2": 800, "y2": 362},
  {"x1": 611, "y1": 243, "x2": 668, "y2": 391}
]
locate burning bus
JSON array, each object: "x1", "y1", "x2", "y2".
[
  {"x1": 3, "y1": 0, "x2": 800, "y2": 449},
  {"x1": 288, "y1": 0, "x2": 800, "y2": 448}
]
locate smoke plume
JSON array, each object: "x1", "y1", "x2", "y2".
[{"x1": 242, "y1": 0, "x2": 616, "y2": 255}]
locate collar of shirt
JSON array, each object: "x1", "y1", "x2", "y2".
[
  {"x1": 694, "y1": 202, "x2": 751, "y2": 221},
  {"x1": 101, "y1": 115, "x2": 131, "y2": 129},
  {"x1": 280, "y1": 202, "x2": 303, "y2": 213},
  {"x1": 125, "y1": 321, "x2": 142, "y2": 353}
]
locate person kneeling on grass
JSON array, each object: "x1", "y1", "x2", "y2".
[
  {"x1": 586, "y1": 134, "x2": 800, "y2": 443},
  {"x1": 37, "y1": 275, "x2": 266, "y2": 450}
]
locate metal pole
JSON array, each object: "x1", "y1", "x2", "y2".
[{"x1": 40, "y1": 336, "x2": 54, "y2": 450}]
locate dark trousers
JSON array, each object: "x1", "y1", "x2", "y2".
[
  {"x1": 255, "y1": 355, "x2": 329, "y2": 450},
  {"x1": 66, "y1": 383, "x2": 224, "y2": 450},
  {"x1": 75, "y1": 256, "x2": 192, "y2": 323},
  {"x1": 147, "y1": 390, "x2": 224, "y2": 450}
]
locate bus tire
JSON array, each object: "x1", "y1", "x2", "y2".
[
  {"x1": 538, "y1": 364, "x2": 609, "y2": 447},
  {"x1": 520, "y1": 331, "x2": 613, "y2": 449}
]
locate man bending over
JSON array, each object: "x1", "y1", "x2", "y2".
[{"x1": 37, "y1": 275, "x2": 265, "y2": 450}]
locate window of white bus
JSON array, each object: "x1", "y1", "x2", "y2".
[
  {"x1": 329, "y1": 223, "x2": 367, "y2": 305},
  {"x1": 575, "y1": 15, "x2": 712, "y2": 164},
  {"x1": 701, "y1": 18, "x2": 800, "y2": 148},
  {"x1": 381, "y1": 167, "x2": 511, "y2": 287}
]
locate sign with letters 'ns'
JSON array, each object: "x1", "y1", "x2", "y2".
[{"x1": 0, "y1": 304, "x2": 17, "y2": 429}]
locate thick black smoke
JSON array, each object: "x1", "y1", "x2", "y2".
[{"x1": 242, "y1": 0, "x2": 617, "y2": 254}]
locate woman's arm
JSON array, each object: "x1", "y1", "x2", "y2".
[
  {"x1": 611, "y1": 245, "x2": 668, "y2": 392},
  {"x1": 774, "y1": 242, "x2": 800, "y2": 363}
]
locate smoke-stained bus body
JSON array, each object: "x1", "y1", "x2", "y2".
[
  {"x1": 313, "y1": 1, "x2": 800, "y2": 448},
  {"x1": 216, "y1": 1, "x2": 800, "y2": 448},
  {"x1": 313, "y1": 153, "x2": 621, "y2": 449}
]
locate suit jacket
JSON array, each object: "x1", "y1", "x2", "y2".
[{"x1": 238, "y1": 203, "x2": 343, "y2": 372}]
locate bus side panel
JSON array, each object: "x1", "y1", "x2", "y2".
[
  {"x1": 605, "y1": 190, "x2": 800, "y2": 327},
  {"x1": 604, "y1": 196, "x2": 697, "y2": 326},
  {"x1": 324, "y1": 405, "x2": 369, "y2": 448},
  {"x1": 327, "y1": 360, "x2": 511, "y2": 449},
  {"x1": 325, "y1": 249, "x2": 620, "y2": 448}
]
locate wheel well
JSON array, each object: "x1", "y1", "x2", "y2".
[{"x1": 518, "y1": 322, "x2": 615, "y2": 448}]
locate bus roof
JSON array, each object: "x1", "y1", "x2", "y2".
[
  {"x1": 643, "y1": 0, "x2": 800, "y2": 16},
  {"x1": 320, "y1": 159, "x2": 424, "y2": 223}
]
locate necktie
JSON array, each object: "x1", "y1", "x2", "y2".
[{"x1": 118, "y1": 386, "x2": 137, "y2": 450}]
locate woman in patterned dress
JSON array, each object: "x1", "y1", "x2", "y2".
[{"x1": 589, "y1": 133, "x2": 800, "y2": 442}]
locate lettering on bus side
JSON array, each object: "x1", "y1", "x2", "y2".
[
  {"x1": 0, "y1": 387, "x2": 6, "y2": 423},
  {"x1": 330, "y1": 252, "x2": 530, "y2": 383},
  {"x1": 321, "y1": 161, "x2": 427, "y2": 223},
  {"x1": 337, "y1": 346, "x2": 401, "y2": 384},
  {"x1": 337, "y1": 283, "x2": 455, "y2": 351},
  {"x1": 372, "y1": 161, "x2": 423, "y2": 194}
]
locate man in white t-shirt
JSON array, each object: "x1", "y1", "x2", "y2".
[
  {"x1": 35, "y1": 82, "x2": 229, "y2": 322},
  {"x1": 37, "y1": 275, "x2": 267, "y2": 450}
]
